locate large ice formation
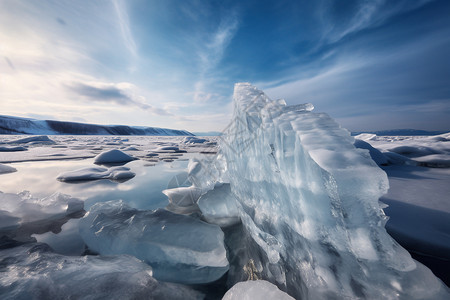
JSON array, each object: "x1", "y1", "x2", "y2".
[
  {"x1": 0, "y1": 243, "x2": 202, "y2": 299},
  {"x1": 79, "y1": 200, "x2": 229, "y2": 284},
  {"x1": 193, "y1": 83, "x2": 449, "y2": 299}
]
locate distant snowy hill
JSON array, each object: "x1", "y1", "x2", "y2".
[
  {"x1": 0, "y1": 115, "x2": 193, "y2": 136},
  {"x1": 352, "y1": 129, "x2": 448, "y2": 136}
]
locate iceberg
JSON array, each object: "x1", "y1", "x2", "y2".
[
  {"x1": 79, "y1": 200, "x2": 229, "y2": 284},
  {"x1": 193, "y1": 83, "x2": 449, "y2": 299},
  {"x1": 0, "y1": 243, "x2": 202, "y2": 299}
]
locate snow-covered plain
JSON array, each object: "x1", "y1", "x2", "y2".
[{"x1": 0, "y1": 84, "x2": 449, "y2": 299}]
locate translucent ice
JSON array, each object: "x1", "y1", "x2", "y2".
[
  {"x1": 79, "y1": 200, "x2": 229, "y2": 284},
  {"x1": 197, "y1": 83, "x2": 449, "y2": 299},
  {"x1": 162, "y1": 186, "x2": 202, "y2": 214},
  {"x1": 0, "y1": 243, "x2": 202, "y2": 299},
  {"x1": 198, "y1": 183, "x2": 240, "y2": 227}
]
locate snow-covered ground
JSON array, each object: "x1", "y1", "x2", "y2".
[
  {"x1": 0, "y1": 85, "x2": 449, "y2": 299},
  {"x1": 355, "y1": 133, "x2": 450, "y2": 285}
]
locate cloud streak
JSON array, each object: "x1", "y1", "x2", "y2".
[
  {"x1": 68, "y1": 81, "x2": 172, "y2": 116},
  {"x1": 112, "y1": 0, "x2": 138, "y2": 69}
]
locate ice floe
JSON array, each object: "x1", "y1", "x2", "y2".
[
  {"x1": 94, "y1": 149, "x2": 137, "y2": 164},
  {"x1": 56, "y1": 166, "x2": 135, "y2": 182}
]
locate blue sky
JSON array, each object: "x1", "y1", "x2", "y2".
[{"x1": 1, "y1": 0, "x2": 449, "y2": 132}]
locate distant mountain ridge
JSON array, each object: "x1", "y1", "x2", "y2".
[
  {"x1": 351, "y1": 129, "x2": 448, "y2": 136},
  {"x1": 0, "y1": 115, "x2": 193, "y2": 136}
]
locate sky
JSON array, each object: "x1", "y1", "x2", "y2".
[{"x1": 1, "y1": 0, "x2": 449, "y2": 132}]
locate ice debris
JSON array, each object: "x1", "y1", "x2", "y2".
[
  {"x1": 79, "y1": 200, "x2": 229, "y2": 284},
  {"x1": 0, "y1": 243, "x2": 203, "y2": 300},
  {"x1": 56, "y1": 166, "x2": 135, "y2": 182},
  {"x1": 193, "y1": 83, "x2": 449, "y2": 299},
  {"x1": 94, "y1": 149, "x2": 136, "y2": 164}
]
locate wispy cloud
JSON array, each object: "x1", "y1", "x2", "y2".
[
  {"x1": 193, "y1": 9, "x2": 239, "y2": 103},
  {"x1": 67, "y1": 81, "x2": 172, "y2": 116},
  {"x1": 112, "y1": 0, "x2": 137, "y2": 57},
  {"x1": 320, "y1": 0, "x2": 435, "y2": 44}
]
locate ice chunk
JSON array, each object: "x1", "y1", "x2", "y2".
[
  {"x1": 56, "y1": 166, "x2": 135, "y2": 182},
  {"x1": 0, "y1": 243, "x2": 202, "y2": 299},
  {"x1": 354, "y1": 139, "x2": 388, "y2": 165},
  {"x1": 354, "y1": 133, "x2": 378, "y2": 141},
  {"x1": 0, "y1": 163, "x2": 16, "y2": 174},
  {"x1": 94, "y1": 149, "x2": 136, "y2": 164},
  {"x1": 198, "y1": 183, "x2": 240, "y2": 227},
  {"x1": 198, "y1": 83, "x2": 449, "y2": 299},
  {"x1": 0, "y1": 191, "x2": 84, "y2": 241},
  {"x1": 223, "y1": 280, "x2": 294, "y2": 300},
  {"x1": 79, "y1": 200, "x2": 229, "y2": 284},
  {"x1": 162, "y1": 186, "x2": 202, "y2": 214}
]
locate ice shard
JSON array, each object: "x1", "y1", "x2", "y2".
[{"x1": 196, "y1": 83, "x2": 449, "y2": 299}]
